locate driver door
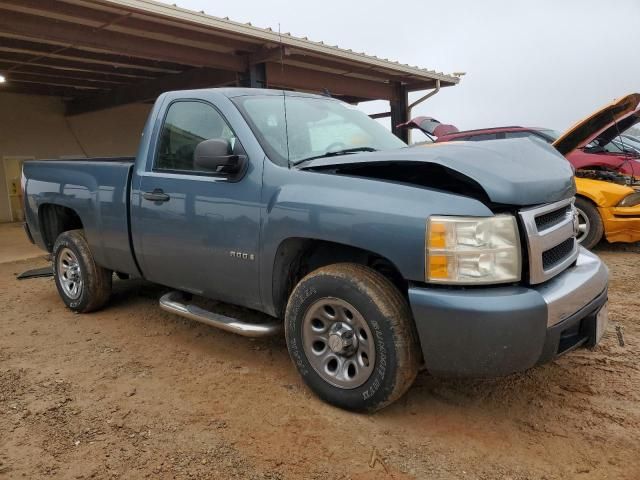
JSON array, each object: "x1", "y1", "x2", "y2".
[{"x1": 133, "y1": 100, "x2": 262, "y2": 309}]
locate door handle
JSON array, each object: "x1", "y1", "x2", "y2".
[{"x1": 143, "y1": 189, "x2": 170, "y2": 202}]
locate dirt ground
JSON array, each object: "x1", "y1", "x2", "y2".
[
  {"x1": 1, "y1": 241, "x2": 639, "y2": 480},
  {"x1": 0, "y1": 223, "x2": 42, "y2": 264}
]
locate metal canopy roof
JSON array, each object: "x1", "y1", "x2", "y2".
[{"x1": 0, "y1": 0, "x2": 460, "y2": 115}]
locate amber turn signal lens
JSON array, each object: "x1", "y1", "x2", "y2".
[
  {"x1": 428, "y1": 255, "x2": 449, "y2": 279},
  {"x1": 428, "y1": 222, "x2": 447, "y2": 249}
]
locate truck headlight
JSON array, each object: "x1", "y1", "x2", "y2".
[
  {"x1": 426, "y1": 215, "x2": 521, "y2": 284},
  {"x1": 617, "y1": 192, "x2": 640, "y2": 207}
]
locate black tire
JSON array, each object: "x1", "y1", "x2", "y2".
[
  {"x1": 52, "y1": 229, "x2": 112, "y2": 313},
  {"x1": 575, "y1": 196, "x2": 604, "y2": 249},
  {"x1": 284, "y1": 263, "x2": 420, "y2": 412}
]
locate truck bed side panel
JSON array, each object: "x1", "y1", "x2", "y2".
[{"x1": 23, "y1": 160, "x2": 140, "y2": 276}]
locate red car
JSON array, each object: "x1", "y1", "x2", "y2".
[{"x1": 402, "y1": 120, "x2": 640, "y2": 178}]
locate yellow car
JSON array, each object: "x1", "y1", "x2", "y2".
[
  {"x1": 574, "y1": 177, "x2": 640, "y2": 248},
  {"x1": 553, "y1": 93, "x2": 640, "y2": 248}
]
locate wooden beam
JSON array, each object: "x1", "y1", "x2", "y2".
[
  {"x1": 7, "y1": 71, "x2": 128, "y2": 89},
  {"x1": 0, "y1": 35, "x2": 185, "y2": 73},
  {"x1": 287, "y1": 50, "x2": 404, "y2": 81},
  {"x1": 111, "y1": 15, "x2": 259, "y2": 54},
  {"x1": 0, "y1": 53, "x2": 160, "y2": 80},
  {"x1": 8, "y1": 77, "x2": 104, "y2": 91},
  {"x1": 405, "y1": 79, "x2": 439, "y2": 92},
  {"x1": 265, "y1": 63, "x2": 394, "y2": 101},
  {"x1": 0, "y1": 51, "x2": 166, "y2": 79},
  {"x1": 249, "y1": 46, "x2": 290, "y2": 65},
  {"x1": 287, "y1": 52, "x2": 452, "y2": 90},
  {"x1": 0, "y1": 10, "x2": 247, "y2": 71},
  {"x1": 0, "y1": 83, "x2": 93, "y2": 97},
  {"x1": 66, "y1": 68, "x2": 238, "y2": 116},
  {"x1": 0, "y1": 61, "x2": 145, "y2": 83}
]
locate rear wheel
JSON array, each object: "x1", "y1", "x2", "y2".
[
  {"x1": 575, "y1": 197, "x2": 604, "y2": 249},
  {"x1": 284, "y1": 263, "x2": 420, "y2": 412},
  {"x1": 53, "y1": 230, "x2": 112, "y2": 313}
]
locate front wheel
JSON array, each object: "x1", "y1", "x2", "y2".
[
  {"x1": 53, "y1": 230, "x2": 112, "y2": 313},
  {"x1": 575, "y1": 197, "x2": 604, "y2": 249},
  {"x1": 284, "y1": 263, "x2": 420, "y2": 412}
]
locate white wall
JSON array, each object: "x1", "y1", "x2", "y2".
[{"x1": 0, "y1": 92, "x2": 152, "y2": 222}]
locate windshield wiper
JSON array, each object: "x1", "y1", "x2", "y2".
[{"x1": 292, "y1": 147, "x2": 377, "y2": 165}]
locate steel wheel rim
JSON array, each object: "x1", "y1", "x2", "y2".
[
  {"x1": 575, "y1": 207, "x2": 590, "y2": 244},
  {"x1": 301, "y1": 297, "x2": 375, "y2": 389},
  {"x1": 57, "y1": 247, "x2": 83, "y2": 300}
]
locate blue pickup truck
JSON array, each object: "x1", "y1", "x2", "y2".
[{"x1": 22, "y1": 88, "x2": 609, "y2": 412}]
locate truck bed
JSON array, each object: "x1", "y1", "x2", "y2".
[
  {"x1": 30, "y1": 156, "x2": 136, "y2": 163},
  {"x1": 23, "y1": 158, "x2": 140, "y2": 276}
]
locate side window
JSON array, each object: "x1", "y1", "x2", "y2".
[{"x1": 155, "y1": 101, "x2": 237, "y2": 172}]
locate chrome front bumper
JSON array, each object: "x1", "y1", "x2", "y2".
[
  {"x1": 408, "y1": 246, "x2": 609, "y2": 377},
  {"x1": 534, "y1": 247, "x2": 608, "y2": 327}
]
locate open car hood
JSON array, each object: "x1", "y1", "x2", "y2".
[
  {"x1": 298, "y1": 139, "x2": 575, "y2": 206},
  {"x1": 397, "y1": 116, "x2": 459, "y2": 138},
  {"x1": 553, "y1": 93, "x2": 640, "y2": 156}
]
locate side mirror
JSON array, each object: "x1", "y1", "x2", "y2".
[{"x1": 194, "y1": 138, "x2": 245, "y2": 175}]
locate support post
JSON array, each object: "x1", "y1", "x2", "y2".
[
  {"x1": 243, "y1": 62, "x2": 267, "y2": 89},
  {"x1": 390, "y1": 83, "x2": 409, "y2": 142}
]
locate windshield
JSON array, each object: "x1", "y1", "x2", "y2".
[
  {"x1": 233, "y1": 94, "x2": 406, "y2": 166},
  {"x1": 623, "y1": 135, "x2": 640, "y2": 148},
  {"x1": 584, "y1": 138, "x2": 640, "y2": 155},
  {"x1": 610, "y1": 139, "x2": 640, "y2": 154}
]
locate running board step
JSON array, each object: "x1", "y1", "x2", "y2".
[{"x1": 159, "y1": 291, "x2": 281, "y2": 338}]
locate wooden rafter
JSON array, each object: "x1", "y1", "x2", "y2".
[
  {"x1": 66, "y1": 67, "x2": 239, "y2": 115},
  {"x1": 265, "y1": 63, "x2": 395, "y2": 101},
  {"x1": 0, "y1": 10, "x2": 247, "y2": 71},
  {"x1": 0, "y1": 36, "x2": 185, "y2": 74}
]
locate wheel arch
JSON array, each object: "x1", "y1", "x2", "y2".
[
  {"x1": 270, "y1": 237, "x2": 407, "y2": 318},
  {"x1": 575, "y1": 191, "x2": 601, "y2": 208},
  {"x1": 38, "y1": 203, "x2": 84, "y2": 252}
]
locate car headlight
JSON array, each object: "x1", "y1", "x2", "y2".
[
  {"x1": 426, "y1": 215, "x2": 521, "y2": 284},
  {"x1": 617, "y1": 192, "x2": 640, "y2": 207}
]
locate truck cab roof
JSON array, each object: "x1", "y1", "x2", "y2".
[{"x1": 163, "y1": 87, "x2": 331, "y2": 100}]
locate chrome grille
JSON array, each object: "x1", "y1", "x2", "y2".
[
  {"x1": 535, "y1": 204, "x2": 572, "y2": 231},
  {"x1": 519, "y1": 198, "x2": 579, "y2": 284},
  {"x1": 542, "y1": 238, "x2": 576, "y2": 270}
]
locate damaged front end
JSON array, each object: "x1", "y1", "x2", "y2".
[
  {"x1": 303, "y1": 160, "x2": 493, "y2": 206},
  {"x1": 297, "y1": 139, "x2": 575, "y2": 209}
]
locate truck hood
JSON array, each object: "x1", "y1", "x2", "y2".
[
  {"x1": 298, "y1": 138, "x2": 575, "y2": 207},
  {"x1": 553, "y1": 93, "x2": 640, "y2": 156}
]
